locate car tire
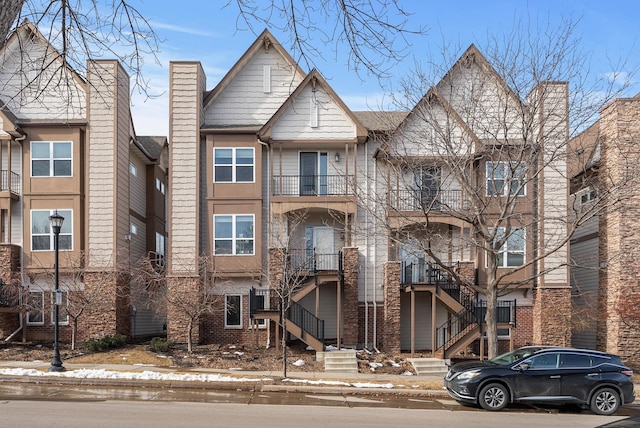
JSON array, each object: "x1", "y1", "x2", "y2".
[
  {"x1": 478, "y1": 383, "x2": 509, "y2": 411},
  {"x1": 590, "y1": 388, "x2": 621, "y2": 416}
]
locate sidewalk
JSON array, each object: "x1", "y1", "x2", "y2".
[{"x1": 0, "y1": 360, "x2": 450, "y2": 397}]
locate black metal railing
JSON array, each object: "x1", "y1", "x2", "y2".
[
  {"x1": 249, "y1": 287, "x2": 325, "y2": 345},
  {"x1": 0, "y1": 170, "x2": 20, "y2": 195},
  {"x1": 435, "y1": 299, "x2": 517, "y2": 353},
  {"x1": 272, "y1": 175, "x2": 354, "y2": 196},
  {"x1": 474, "y1": 300, "x2": 517, "y2": 326},
  {"x1": 288, "y1": 249, "x2": 340, "y2": 272},
  {"x1": 287, "y1": 300, "x2": 325, "y2": 344},
  {"x1": 390, "y1": 189, "x2": 463, "y2": 211}
]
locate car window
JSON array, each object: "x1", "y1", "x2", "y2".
[
  {"x1": 490, "y1": 347, "x2": 546, "y2": 365},
  {"x1": 525, "y1": 353, "x2": 559, "y2": 369},
  {"x1": 560, "y1": 353, "x2": 591, "y2": 368}
]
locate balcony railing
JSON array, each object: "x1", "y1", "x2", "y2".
[
  {"x1": 288, "y1": 249, "x2": 340, "y2": 272},
  {"x1": 390, "y1": 189, "x2": 463, "y2": 212},
  {"x1": 0, "y1": 171, "x2": 20, "y2": 195},
  {"x1": 474, "y1": 299, "x2": 517, "y2": 326},
  {"x1": 272, "y1": 175, "x2": 354, "y2": 196}
]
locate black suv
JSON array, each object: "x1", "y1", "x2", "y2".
[{"x1": 444, "y1": 346, "x2": 635, "y2": 415}]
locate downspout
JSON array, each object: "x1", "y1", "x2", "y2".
[
  {"x1": 5, "y1": 315, "x2": 23, "y2": 342},
  {"x1": 372, "y1": 145, "x2": 380, "y2": 353},
  {"x1": 364, "y1": 142, "x2": 369, "y2": 349},
  {"x1": 259, "y1": 139, "x2": 270, "y2": 348}
]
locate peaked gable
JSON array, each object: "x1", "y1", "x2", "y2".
[
  {"x1": 0, "y1": 21, "x2": 87, "y2": 121},
  {"x1": 435, "y1": 44, "x2": 526, "y2": 141},
  {"x1": 203, "y1": 29, "x2": 306, "y2": 127},
  {"x1": 259, "y1": 69, "x2": 367, "y2": 142}
]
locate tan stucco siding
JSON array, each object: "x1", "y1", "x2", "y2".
[
  {"x1": 204, "y1": 50, "x2": 302, "y2": 126},
  {"x1": 270, "y1": 86, "x2": 356, "y2": 140}
]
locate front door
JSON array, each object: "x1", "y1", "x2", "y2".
[{"x1": 306, "y1": 226, "x2": 335, "y2": 270}]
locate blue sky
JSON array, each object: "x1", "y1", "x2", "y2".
[{"x1": 129, "y1": 0, "x2": 640, "y2": 136}]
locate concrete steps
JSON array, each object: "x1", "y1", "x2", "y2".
[
  {"x1": 407, "y1": 357, "x2": 450, "y2": 376},
  {"x1": 319, "y1": 349, "x2": 358, "y2": 374}
]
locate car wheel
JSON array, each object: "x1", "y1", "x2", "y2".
[
  {"x1": 590, "y1": 388, "x2": 620, "y2": 416},
  {"x1": 478, "y1": 383, "x2": 509, "y2": 411}
]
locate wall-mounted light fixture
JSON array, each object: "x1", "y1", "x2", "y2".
[{"x1": 335, "y1": 152, "x2": 340, "y2": 162}]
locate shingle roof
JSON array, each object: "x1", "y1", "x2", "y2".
[
  {"x1": 136, "y1": 136, "x2": 167, "y2": 161},
  {"x1": 353, "y1": 111, "x2": 408, "y2": 132}
]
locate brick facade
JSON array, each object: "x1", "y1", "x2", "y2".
[
  {"x1": 341, "y1": 247, "x2": 359, "y2": 346},
  {"x1": 83, "y1": 271, "x2": 131, "y2": 340},
  {"x1": 166, "y1": 276, "x2": 201, "y2": 344},
  {"x1": 597, "y1": 98, "x2": 640, "y2": 363},
  {"x1": 383, "y1": 262, "x2": 401, "y2": 353},
  {"x1": 533, "y1": 287, "x2": 571, "y2": 346}
]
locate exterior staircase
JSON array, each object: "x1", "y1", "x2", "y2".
[
  {"x1": 402, "y1": 262, "x2": 517, "y2": 359},
  {"x1": 321, "y1": 349, "x2": 358, "y2": 373},
  {"x1": 407, "y1": 357, "x2": 449, "y2": 376}
]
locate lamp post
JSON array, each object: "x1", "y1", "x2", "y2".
[{"x1": 49, "y1": 210, "x2": 65, "y2": 372}]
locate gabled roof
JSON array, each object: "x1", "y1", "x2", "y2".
[
  {"x1": 202, "y1": 29, "x2": 306, "y2": 110},
  {"x1": 436, "y1": 44, "x2": 526, "y2": 114},
  {"x1": 377, "y1": 87, "x2": 481, "y2": 158},
  {"x1": 0, "y1": 99, "x2": 23, "y2": 137},
  {"x1": 257, "y1": 68, "x2": 368, "y2": 143},
  {"x1": 135, "y1": 136, "x2": 167, "y2": 162},
  {"x1": 1, "y1": 20, "x2": 88, "y2": 92},
  {"x1": 354, "y1": 111, "x2": 408, "y2": 133}
]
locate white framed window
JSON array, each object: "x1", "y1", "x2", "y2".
[
  {"x1": 155, "y1": 232, "x2": 166, "y2": 257},
  {"x1": 225, "y1": 294, "x2": 242, "y2": 328},
  {"x1": 492, "y1": 227, "x2": 525, "y2": 268},
  {"x1": 214, "y1": 214, "x2": 254, "y2": 255},
  {"x1": 27, "y1": 292, "x2": 44, "y2": 325},
  {"x1": 580, "y1": 188, "x2": 597, "y2": 205},
  {"x1": 31, "y1": 141, "x2": 72, "y2": 177},
  {"x1": 31, "y1": 210, "x2": 73, "y2": 251},
  {"x1": 156, "y1": 178, "x2": 161, "y2": 190},
  {"x1": 50, "y1": 291, "x2": 69, "y2": 325},
  {"x1": 130, "y1": 163, "x2": 137, "y2": 176},
  {"x1": 130, "y1": 223, "x2": 138, "y2": 235},
  {"x1": 486, "y1": 162, "x2": 525, "y2": 196},
  {"x1": 213, "y1": 148, "x2": 255, "y2": 183}
]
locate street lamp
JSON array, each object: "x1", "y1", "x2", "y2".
[{"x1": 49, "y1": 210, "x2": 65, "y2": 372}]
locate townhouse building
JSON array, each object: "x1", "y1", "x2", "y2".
[
  {"x1": 0, "y1": 22, "x2": 168, "y2": 343},
  {"x1": 569, "y1": 94, "x2": 640, "y2": 363},
  {"x1": 168, "y1": 32, "x2": 571, "y2": 358}
]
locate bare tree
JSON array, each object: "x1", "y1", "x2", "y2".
[
  {"x1": 134, "y1": 253, "x2": 223, "y2": 353},
  {"x1": 230, "y1": 0, "x2": 426, "y2": 80},
  {"x1": 0, "y1": 0, "x2": 160, "y2": 109},
  {"x1": 358, "y1": 16, "x2": 637, "y2": 358}
]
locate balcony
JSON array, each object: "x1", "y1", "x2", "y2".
[
  {"x1": 272, "y1": 175, "x2": 354, "y2": 196},
  {"x1": 0, "y1": 170, "x2": 20, "y2": 197},
  {"x1": 390, "y1": 189, "x2": 464, "y2": 212}
]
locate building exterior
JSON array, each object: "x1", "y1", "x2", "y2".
[
  {"x1": 0, "y1": 22, "x2": 168, "y2": 344},
  {"x1": 569, "y1": 94, "x2": 640, "y2": 364},
  {"x1": 167, "y1": 32, "x2": 571, "y2": 358}
]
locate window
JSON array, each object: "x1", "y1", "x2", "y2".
[
  {"x1": 580, "y1": 188, "x2": 597, "y2": 205},
  {"x1": 525, "y1": 353, "x2": 559, "y2": 369},
  {"x1": 493, "y1": 228, "x2": 525, "y2": 268},
  {"x1": 560, "y1": 353, "x2": 591, "y2": 368},
  {"x1": 214, "y1": 148, "x2": 254, "y2": 183},
  {"x1": 155, "y1": 232, "x2": 166, "y2": 257},
  {"x1": 214, "y1": 214, "x2": 254, "y2": 255},
  {"x1": 50, "y1": 291, "x2": 69, "y2": 325},
  {"x1": 27, "y1": 292, "x2": 44, "y2": 325},
  {"x1": 486, "y1": 162, "x2": 525, "y2": 196},
  {"x1": 156, "y1": 178, "x2": 166, "y2": 194},
  {"x1": 31, "y1": 210, "x2": 72, "y2": 251},
  {"x1": 130, "y1": 163, "x2": 137, "y2": 176},
  {"x1": 31, "y1": 141, "x2": 72, "y2": 177},
  {"x1": 130, "y1": 223, "x2": 137, "y2": 235},
  {"x1": 225, "y1": 294, "x2": 242, "y2": 328}
]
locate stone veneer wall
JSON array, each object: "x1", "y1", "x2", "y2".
[
  {"x1": 0, "y1": 245, "x2": 22, "y2": 338},
  {"x1": 533, "y1": 287, "x2": 571, "y2": 346},
  {"x1": 166, "y1": 276, "x2": 201, "y2": 344},
  {"x1": 341, "y1": 247, "x2": 359, "y2": 346},
  {"x1": 82, "y1": 271, "x2": 130, "y2": 340},
  {"x1": 597, "y1": 98, "x2": 640, "y2": 363},
  {"x1": 383, "y1": 262, "x2": 401, "y2": 353}
]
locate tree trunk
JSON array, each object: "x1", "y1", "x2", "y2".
[
  {"x1": 484, "y1": 283, "x2": 498, "y2": 359},
  {"x1": 187, "y1": 319, "x2": 193, "y2": 353},
  {"x1": 71, "y1": 318, "x2": 78, "y2": 351},
  {"x1": 0, "y1": 0, "x2": 24, "y2": 49},
  {"x1": 281, "y1": 309, "x2": 287, "y2": 377}
]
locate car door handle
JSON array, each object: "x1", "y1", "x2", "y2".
[
  {"x1": 587, "y1": 373, "x2": 599, "y2": 377},
  {"x1": 550, "y1": 375, "x2": 561, "y2": 378}
]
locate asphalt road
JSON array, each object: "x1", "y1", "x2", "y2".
[{"x1": 0, "y1": 383, "x2": 639, "y2": 427}]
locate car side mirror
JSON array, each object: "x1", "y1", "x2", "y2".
[{"x1": 518, "y1": 363, "x2": 530, "y2": 371}]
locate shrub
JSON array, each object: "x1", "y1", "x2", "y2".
[
  {"x1": 150, "y1": 337, "x2": 171, "y2": 353},
  {"x1": 83, "y1": 334, "x2": 127, "y2": 352}
]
